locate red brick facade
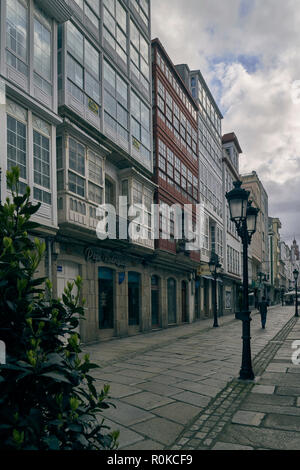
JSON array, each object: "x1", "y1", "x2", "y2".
[{"x1": 152, "y1": 39, "x2": 200, "y2": 263}]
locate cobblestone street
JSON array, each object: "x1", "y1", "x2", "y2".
[{"x1": 84, "y1": 305, "x2": 300, "y2": 450}]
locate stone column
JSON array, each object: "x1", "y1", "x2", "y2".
[
  {"x1": 188, "y1": 280, "x2": 194, "y2": 323},
  {"x1": 161, "y1": 277, "x2": 168, "y2": 329},
  {"x1": 115, "y1": 270, "x2": 128, "y2": 337},
  {"x1": 141, "y1": 270, "x2": 151, "y2": 332}
]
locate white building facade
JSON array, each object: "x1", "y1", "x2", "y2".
[
  {"x1": 175, "y1": 64, "x2": 225, "y2": 318},
  {"x1": 222, "y1": 133, "x2": 242, "y2": 315},
  {"x1": 0, "y1": 0, "x2": 72, "y2": 280}
]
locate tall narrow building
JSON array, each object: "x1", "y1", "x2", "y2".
[
  {"x1": 1, "y1": 0, "x2": 178, "y2": 343},
  {"x1": 0, "y1": 0, "x2": 72, "y2": 282},
  {"x1": 54, "y1": 0, "x2": 158, "y2": 343},
  {"x1": 222, "y1": 132, "x2": 242, "y2": 315},
  {"x1": 152, "y1": 39, "x2": 200, "y2": 326},
  {"x1": 241, "y1": 171, "x2": 270, "y2": 306},
  {"x1": 176, "y1": 64, "x2": 224, "y2": 319}
]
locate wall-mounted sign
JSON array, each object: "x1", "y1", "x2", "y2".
[
  {"x1": 57, "y1": 266, "x2": 63, "y2": 273},
  {"x1": 118, "y1": 272, "x2": 125, "y2": 285},
  {"x1": 132, "y1": 137, "x2": 140, "y2": 150},
  {"x1": 88, "y1": 98, "x2": 99, "y2": 115},
  {"x1": 84, "y1": 247, "x2": 127, "y2": 268}
]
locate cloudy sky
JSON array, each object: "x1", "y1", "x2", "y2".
[{"x1": 151, "y1": 0, "x2": 300, "y2": 245}]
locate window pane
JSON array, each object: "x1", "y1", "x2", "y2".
[
  {"x1": 116, "y1": 0, "x2": 127, "y2": 31},
  {"x1": 7, "y1": 114, "x2": 26, "y2": 180},
  {"x1": 6, "y1": 0, "x2": 28, "y2": 68},
  {"x1": 85, "y1": 40, "x2": 99, "y2": 77},
  {"x1": 34, "y1": 17, "x2": 51, "y2": 82},
  {"x1": 67, "y1": 22, "x2": 84, "y2": 62},
  {"x1": 85, "y1": 71, "x2": 100, "y2": 103},
  {"x1": 85, "y1": 3, "x2": 98, "y2": 27},
  {"x1": 86, "y1": 0, "x2": 99, "y2": 14},
  {"x1": 67, "y1": 54, "x2": 84, "y2": 88},
  {"x1": 69, "y1": 138, "x2": 85, "y2": 175}
]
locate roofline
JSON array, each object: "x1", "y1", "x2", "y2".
[
  {"x1": 189, "y1": 68, "x2": 223, "y2": 119},
  {"x1": 151, "y1": 38, "x2": 199, "y2": 113},
  {"x1": 35, "y1": 0, "x2": 72, "y2": 23},
  {"x1": 240, "y1": 171, "x2": 268, "y2": 198},
  {"x1": 222, "y1": 132, "x2": 243, "y2": 153}
]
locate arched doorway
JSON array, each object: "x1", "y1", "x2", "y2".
[
  {"x1": 98, "y1": 267, "x2": 114, "y2": 330},
  {"x1": 167, "y1": 278, "x2": 177, "y2": 325},
  {"x1": 182, "y1": 281, "x2": 188, "y2": 323},
  {"x1": 151, "y1": 275, "x2": 160, "y2": 328},
  {"x1": 128, "y1": 272, "x2": 141, "y2": 326}
]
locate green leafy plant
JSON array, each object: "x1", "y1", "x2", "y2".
[{"x1": 0, "y1": 167, "x2": 119, "y2": 450}]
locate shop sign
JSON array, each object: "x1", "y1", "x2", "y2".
[{"x1": 84, "y1": 247, "x2": 127, "y2": 268}]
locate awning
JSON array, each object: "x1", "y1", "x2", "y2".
[{"x1": 201, "y1": 275, "x2": 223, "y2": 284}]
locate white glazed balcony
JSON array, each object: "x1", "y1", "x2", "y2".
[{"x1": 57, "y1": 192, "x2": 154, "y2": 250}]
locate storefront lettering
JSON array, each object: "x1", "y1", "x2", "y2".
[{"x1": 84, "y1": 247, "x2": 127, "y2": 268}]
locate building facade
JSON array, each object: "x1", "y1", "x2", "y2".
[
  {"x1": 241, "y1": 171, "x2": 270, "y2": 306},
  {"x1": 0, "y1": 0, "x2": 72, "y2": 282},
  {"x1": 222, "y1": 133, "x2": 242, "y2": 315},
  {"x1": 1, "y1": 0, "x2": 179, "y2": 344},
  {"x1": 268, "y1": 217, "x2": 282, "y2": 304},
  {"x1": 175, "y1": 64, "x2": 225, "y2": 319},
  {"x1": 151, "y1": 39, "x2": 200, "y2": 325}
]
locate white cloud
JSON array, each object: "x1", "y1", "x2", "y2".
[{"x1": 151, "y1": 0, "x2": 300, "y2": 243}]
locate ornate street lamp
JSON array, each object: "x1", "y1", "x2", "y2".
[
  {"x1": 226, "y1": 181, "x2": 259, "y2": 381},
  {"x1": 209, "y1": 252, "x2": 222, "y2": 328},
  {"x1": 293, "y1": 269, "x2": 299, "y2": 318}
]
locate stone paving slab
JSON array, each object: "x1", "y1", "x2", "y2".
[
  {"x1": 172, "y1": 380, "x2": 220, "y2": 397},
  {"x1": 276, "y1": 386, "x2": 300, "y2": 396},
  {"x1": 84, "y1": 306, "x2": 296, "y2": 450},
  {"x1": 243, "y1": 393, "x2": 296, "y2": 406},
  {"x1": 265, "y1": 363, "x2": 288, "y2": 373},
  {"x1": 170, "y1": 391, "x2": 211, "y2": 408},
  {"x1": 215, "y1": 424, "x2": 300, "y2": 450},
  {"x1": 212, "y1": 442, "x2": 254, "y2": 450},
  {"x1": 134, "y1": 381, "x2": 182, "y2": 397},
  {"x1": 131, "y1": 417, "x2": 184, "y2": 446},
  {"x1": 122, "y1": 391, "x2": 175, "y2": 410},
  {"x1": 259, "y1": 371, "x2": 300, "y2": 386},
  {"x1": 232, "y1": 411, "x2": 265, "y2": 426},
  {"x1": 102, "y1": 399, "x2": 154, "y2": 426},
  {"x1": 103, "y1": 419, "x2": 145, "y2": 449},
  {"x1": 124, "y1": 440, "x2": 165, "y2": 451},
  {"x1": 240, "y1": 402, "x2": 300, "y2": 417},
  {"x1": 151, "y1": 402, "x2": 200, "y2": 425},
  {"x1": 263, "y1": 413, "x2": 300, "y2": 432},
  {"x1": 251, "y1": 385, "x2": 275, "y2": 395}
]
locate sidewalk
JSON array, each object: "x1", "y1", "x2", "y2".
[
  {"x1": 204, "y1": 315, "x2": 300, "y2": 450},
  {"x1": 84, "y1": 305, "x2": 278, "y2": 367},
  {"x1": 84, "y1": 305, "x2": 296, "y2": 450}
]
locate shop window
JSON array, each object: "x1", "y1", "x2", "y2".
[
  {"x1": 167, "y1": 278, "x2": 177, "y2": 324},
  {"x1": 128, "y1": 271, "x2": 140, "y2": 325},
  {"x1": 98, "y1": 267, "x2": 114, "y2": 329}
]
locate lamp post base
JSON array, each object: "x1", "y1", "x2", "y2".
[
  {"x1": 239, "y1": 311, "x2": 255, "y2": 381},
  {"x1": 239, "y1": 369, "x2": 255, "y2": 381}
]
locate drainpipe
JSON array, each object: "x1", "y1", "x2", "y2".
[{"x1": 47, "y1": 238, "x2": 52, "y2": 284}]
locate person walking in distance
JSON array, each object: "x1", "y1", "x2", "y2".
[{"x1": 259, "y1": 296, "x2": 268, "y2": 329}]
